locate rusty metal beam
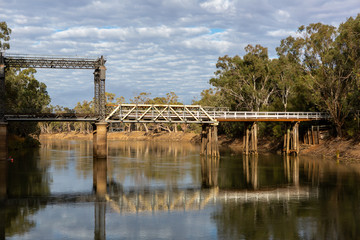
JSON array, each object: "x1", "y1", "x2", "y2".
[{"x1": 4, "y1": 54, "x2": 102, "y2": 69}]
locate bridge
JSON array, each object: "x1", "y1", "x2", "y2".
[
  {"x1": 105, "y1": 104, "x2": 329, "y2": 123},
  {"x1": 0, "y1": 53, "x2": 330, "y2": 160}
]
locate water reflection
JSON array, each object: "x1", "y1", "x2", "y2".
[
  {"x1": 93, "y1": 157, "x2": 107, "y2": 240},
  {"x1": 2, "y1": 140, "x2": 360, "y2": 239},
  {"x1": 0, "y1": 160, "x2": 6, "y2": 240},
  {"x1": 243, "y1": 155, "x2": 259, "y2": 190},
  {"x1": 201, "y1": 156, "x2": 219, "y2": 188}
]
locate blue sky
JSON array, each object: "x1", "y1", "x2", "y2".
[{"x1": 1, "y1": 0, "x2": 359, "y2": 107}]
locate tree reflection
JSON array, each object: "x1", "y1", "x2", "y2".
[
  {"x1": 107, "y1": 141, "x2": 201, "y2": 188},
  {"x1": 212, "y1": 155, "x2": 360, "y2": 239},
  {"x1": 1, "y1": 149, "x2": 50, "y2": 238}
]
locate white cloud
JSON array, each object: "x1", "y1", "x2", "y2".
[
  {"x1": 1, "y1": 0, "x2": 359, "y2": 106},
  {"x1": 266, "y1": 29, "x2": 297, "y2": 37},
  {"x1": 275, "y1": 10, "x2": 291, "y2": 22},
  {"x1": 200, "y1": 0, "x2": 235, "y2": 14}
]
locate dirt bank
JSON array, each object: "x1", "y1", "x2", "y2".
[
  {"x1": 39, "y1": 132, "x2": 360, "y2": 162},
  {"x1": 300, "y1": 138, "x2": 360, "y2": 163},
  {"x1": 40, "y1": 131, "x2": 198, "y2": 142}
]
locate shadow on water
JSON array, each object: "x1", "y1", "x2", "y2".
[{"x1": 2, "y1": 139, "x2": 360, "y2": 239}]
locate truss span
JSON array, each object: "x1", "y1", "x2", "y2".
[
  {"x1": 105, "y1": 104, "x2": 217, "y2": 123},
  {"x1": 106, "y1": 104, "x2": 330, "y2": 123},
  {"x1": 3, "y1": 54, "x2": 103, "y2": 69}
]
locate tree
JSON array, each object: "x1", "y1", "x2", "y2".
[
  {"x1": 6, "y1": 68, "x2": 51, "y2": 137},
  {"x1": 210, "y1": 44, "x2": 276, "y2": 111},
  {"x1": 279, "y1": 21, "x2": 360, "y2": 137},
  {"x1": 0, "y1": 21, "x2": 11, "y2": 51}
]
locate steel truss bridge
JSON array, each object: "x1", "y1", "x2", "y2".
[
  {"x1": 105, "y1": 104, "x2": 330, "y2": 124},
  {"x1": 3, "y1": 104, "x2": 330, "y2": 123},
  {"x1": 0, "y1": 53, "x2": 330, "y2": 124},
  {"x1": 0, "y1": 53, "x2": 107, "y2": 121}
]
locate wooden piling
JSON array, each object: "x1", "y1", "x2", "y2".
[
  {"x1": 243, "y1": 122, "x2": 258, "y2": 155},
  {"x1": 200, "y1": 124, "x2": 207, "y2": 156},
  {"x1": 0, "y1": 122, "x2": 7, "y2": 161},
  {"x1": 283, "y1": 122, "x2": 300, "y2": 155},
  {"x1": 245, "y1": 125, "x2": 249, "y2": 155},
  {"x1": 200, "y1": 123, "x2": 219, "y2": 157},
  {"x1": 311, "y1": 126, "x2": 315, "y2": 146},
  {"x1": 286, "y1": 127, "x2": 290, "y2": 155}
]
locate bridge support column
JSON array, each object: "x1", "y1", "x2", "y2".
[
  {"x1": 0, "y1": 53, "x2": 5, "y2": 121},
  {"x1": 283, "y1": 122, "x2": 300, "y2": 155},
  {"x1": 200, "y1": 123, "x2": 219, "y2": 157},
  {"x1": 304, "y1": 125, "x2": 320, "y2": 145},
  {"x1": 94, "y1": 56, "x2": 106, "y2": 120},
  {"x1": 93, "y1": 122, "x2": 108, "y2": 159},
  {"x1": 0, "y1": 122, "x2": 7, "y2": 161},
  {"x1": 243, "y1": 122, "x2": 258, "y2": 155}
]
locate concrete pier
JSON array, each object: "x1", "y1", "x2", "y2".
[
  {"x1": 93, "y1": 122, "x2": 108, "y2": 159},
  {"x1": 0, "y1": 122, "x2": 7, "y2": 161}
]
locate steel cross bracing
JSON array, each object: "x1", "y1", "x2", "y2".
[
  {"x1": 105, "y1": 104, "x2": 218, "y2": 123},
  {"x1": 3, "y1": 54, "x2": 102, "y2": 69},
  {"x1": 105, "y1": 104, "x2": 330, "y2": 123},
  {"x1": 0, "y1": 53, "x2": 107, "y2": 120}
]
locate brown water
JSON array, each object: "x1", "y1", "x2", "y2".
[{"x1": 1, "y1": 139, "x2": 360, "y2": 239}]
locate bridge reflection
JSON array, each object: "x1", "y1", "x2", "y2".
[
  {"x1": 93, "y1": 155, "x2": 315, "y2": 216},
  {"x1": 2, "y1": 150, "x2": 347, "y2": 239}
]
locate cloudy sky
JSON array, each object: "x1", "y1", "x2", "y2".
[{"x1": 1, "y1": 0, "x2": 359, "y2": 107}]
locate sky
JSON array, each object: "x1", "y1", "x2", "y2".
[{"x1": 1, "y1": 0, "x2": 359, "y2": 107}]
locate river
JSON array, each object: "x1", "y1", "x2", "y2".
[{"x1": 1, "y1": 139, "x2": 360, "y2": 239}]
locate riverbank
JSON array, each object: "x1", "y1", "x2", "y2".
[
  {"x1": 300, "y1": 138, "x2": 360, "y2": 163},
  {"x1": 39, "y1": 132, "x2": 360, "y2": 163},
  {"x1": 39, "y1": 131, "x2": 198, "y2": 142}
]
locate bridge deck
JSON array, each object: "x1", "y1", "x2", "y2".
[
  {"x1": 106, "y1": 104, "x2": 329, "y2": 123},
  {"x1": 4, "y1": 113, "x2": 99, "y2": 122},
  {"x1": 4, "y1": 104, "x2": 329, "y2": 123}
]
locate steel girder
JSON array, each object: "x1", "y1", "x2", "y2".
[
  {"x1": 105, "y1": 104, "x2": 217, "y2": 123},
  {"x1": 2, "y1": 54, "x2": 107, "y2": 119},
  {"x1": 4, "y1": 54, "x2": 101, "y2": 69}
]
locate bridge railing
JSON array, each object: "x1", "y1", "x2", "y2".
[{"x1": 209, "y1": 111, "x2": 330, "y2": 121}]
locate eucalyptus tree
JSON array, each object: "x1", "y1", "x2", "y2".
[
  {"x1": 210, "y1": 44, "x2": 276, "y2": 111},
  {"x1": 0, "y1": 21, "x2": 11, "y2": 51},
  {"x1": 278, "y1": 17, "x2": 360, "y2": 137}
]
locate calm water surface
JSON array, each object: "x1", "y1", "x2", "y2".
[{"x1": 1, "y1": 139, "x2": 360, "y2": 239}]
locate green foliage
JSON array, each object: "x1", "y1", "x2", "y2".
[
  {"x1": 199, "y1": 14, "x2": 360, "y2": 138},
  {"x1": 0, "y1": 21, "x2": 11, "y2": 51},
  {"x1": 210, "y1": 45, "x2": 276, "y2": 111},
  {"x1": 5, "y1": 68, "x2": 51, "y2": 138}
]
